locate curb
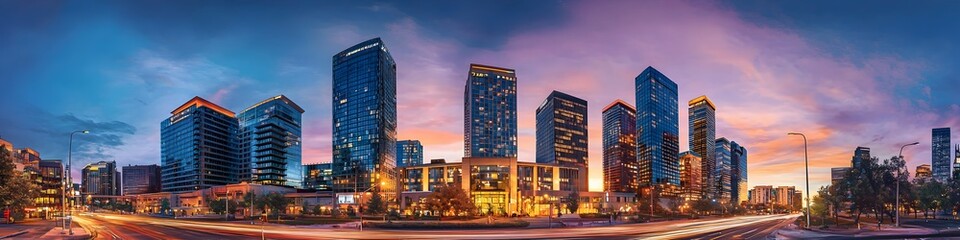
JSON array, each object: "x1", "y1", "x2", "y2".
[{"x1": 0, "y1": 230, "x2": 28, "y2": 239}]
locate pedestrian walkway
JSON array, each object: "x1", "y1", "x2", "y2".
[{"x1": 36, "y1": 227, "x2": 90, "y2": 240}]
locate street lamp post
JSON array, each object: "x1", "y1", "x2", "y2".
[
  {"x1": 896, "y1": 142, "x2": 919, "y2": 227},
  {"x1": 358, "y1": 181, "x2": 384, "y2": 232},
  {"x1": 787, "y1": 132, "x2": 809, "y2": 229},
  {"x1": 62, "y1": 130, "x2": 88, "y2": 235}
]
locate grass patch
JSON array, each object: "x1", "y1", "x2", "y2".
[{"x1": 370, "y1": 220, "x2": 530, "y2": 229}]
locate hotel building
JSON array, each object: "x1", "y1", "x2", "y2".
[
  {"x1": 464, "y1": 64, "x2": 518, "y2": 158},
  {"x1": 161, "y1": 96, "x2": 240, "y2": 192}
]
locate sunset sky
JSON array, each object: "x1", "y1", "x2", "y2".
[{"x1": 1, "y1": 0, "x2": 958, "y2": 193}]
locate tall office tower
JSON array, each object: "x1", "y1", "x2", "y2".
[
  {"x1": 332, "y1": 38, "x2": 397, "y2": 192},
  {"x1": 464, "y1": 64, "x2": 518, "y2": 158},
  {"x1": 121, "y1": 164, "x2": 160, "y2": 195},
  {"x1": 730, "y1": 141, "x2": 748, "y2": 205},
  {"x1": 161, "y1": 96, "x2": 239, "y2": 192},
  {"x1": 678, "y1": 151, "x2": 702, "y2": 201},
  {"x1": 238, "y1": 95, "x2": 305, "y2": 188},
  {"x1": 635, "y1": 66, "x2": 680, "y2": 187},
  {"x1": 852, "y1": 146, "x2": 871, "y2": 169},
  {"x1": 37, "y1": 160, "x2": 63, "y2": 212},
  {"x1": 688, "y1": 95, "x2": 716, "y2": 199},
  {"x1": 536, "y1": 91, "x2": 589, "y2": 169},
  {"x1": 932, "y1": 127, "x2": 951, "y2": 181},
  {"x1": 396, "y1": 140, "x2": 424, "y2": 168},
  {"x1": 715, "y1": 138, "x2": 732, "y2": 203},
  {"x1": 81, "y1": 161, "x2": 121, "y2": 196},
  {"x1": 602, "y1": 100, "x2": 638, "y2": 193}
]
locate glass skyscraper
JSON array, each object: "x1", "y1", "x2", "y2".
[
  {"x1": 332, "y1": 38, "x2": 397, "y2": 193},
  {"x1": 602, "y1": 100, "x2": 638, "y2": 193},
  {"x1": 464, "y1": 64, "x2": 517, "y2": 158},
  {"x1": 303, "y1": 163, "x2": 333, "y2": 191},
  {"x1": 932, "y1": 127, "x2": 951, "y2": 181},
  {"x1": 81, "y1": 161, "x2": 121, "y2": 196},
  {"x1": 396, "y1": 140, "x2": 423, "y2": 168},
  {"x1": 714, "y1": 137, "x2": 732, "y2": 203},
  {"x1": 852, "y1": 146, "x2": 871, "y2": 169},
  {"x1": 121, "y1": 164, "x2": 160, "y2": 195},
  {"x1": 730, "y1": 141, "x2": 747, "y2": 205},
  {"x1": 238, "y1": 95, "x2": 304, "y2": 188},
  {"x1": 635, "y1": 66, "x2": 680, "y2": 186},
  {"x1": 161, "y1": 97, "x2": 239, "y2": 192},
  {"x1": 688, "y1": 95, "x2": 716, "y2": 199},
  {"x1": 536, "y1": 90, "x2": 588, "y2": 169}
]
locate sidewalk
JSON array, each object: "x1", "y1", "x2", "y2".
[
  {"x1": 775, "y1": 223, "x2": 940, "y2": 239},
  {"x1": 37, "y1": 227, "x2": 90, "y2": 240},
  {"x1": 0, "y1": 219, "x2": 55, "y2": 239}
]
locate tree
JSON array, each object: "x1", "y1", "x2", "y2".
[
  {"x1": 566, "y1": 191, "x2": 580, "y2": 214},
  {"x1": 258, "y1": 192, "x2": 289, "y2": 217},
  {"x1": 812, "y1": 186, "x2": 831, "y2": 226},
  {"x1": 160, "y1": 198, "x2": 171, "y2": 215},
  {"x1": 917, "y1": 179, "x2": 943, "y2": 219},
  {"x1": 423, "y1": 184, "x2": 475, "y2": 219},
  {"x1": 0, "y1": 147, "x2": 40, "y2": 221},
  {"x1": 365, "y1": 192, "x2": 386, "y2": 215},
  {"x1": 692, "y1": 199, "x2": 713, "y2": 216},
  {"x1": 824, "y1": 184, "x2": 844, "y2": 226},
  {"x1": 209, "y1": 198, "x2": 238, "y2": 215}
]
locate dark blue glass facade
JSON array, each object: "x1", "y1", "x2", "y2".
[
  {"x1": 932, "y1": 127, "x2": 951, "y2": 181},
  {"x1": 464, "y1": 64, "x2": 517, "y2": 158},
  {"x1": 160, "y1": 97, "x2": 239, "y2": 192},
  {"x1": 238, "y1": 95, "x2": 304, "y2": 188},
  {"x1": 688, "y1": 96, "x2": 716, "y2": 199},
  {"x1": 332, "y1": 38, "x2": 397, "y2": 193},
  {"x1": 396, "y1": 140, "x2": 423, "y2": 168},
  {"x1": 536, "y1": 90, "x2": 588, "y2": 168},
  {"x1": 730, "y1": 141, "x2": 748, "y2": 205},
  {"x1": 303, "y1": 163, "x2": 332, "y2": 191},
  {"x1": 634, "y1": 66, "x2": 680, "y2": 186},
  {"x1": 602, "y1": 100, "x2": 638, "y2": 193},
  {"x1": 714, "y1": 137, "x2": 732, "y2": 203}
]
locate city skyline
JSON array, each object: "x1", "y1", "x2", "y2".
[{"x1": 2, "y1": 1, "x2": 960, "y2": 195}]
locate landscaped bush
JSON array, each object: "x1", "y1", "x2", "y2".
[{"x1": 370, "y1": 220, "x2": 529, "y2": 229}]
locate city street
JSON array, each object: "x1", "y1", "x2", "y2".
[{"x1": 45, "y1": 213, "x2": 800, "y2": 239}]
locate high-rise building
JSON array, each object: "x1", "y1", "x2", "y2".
[
  {"x1": 238, "y1": 95, "x2": 305, "y2": 188},
  {"x1": 161, "y1": 96, "x2": 239, "y2": 192},
  {"x1": 932, "y1": 127, "x2": 951, "y2": 181},
  {"x1": 954, "y1": 145, "x2": 960, "y2": 179},
  {"x1": 464, "y1": 64, "x2": 518, "y2": 158},
  {"x1": 678, "y1": 151, "x2": 702, "y2": 201},
  {"x1": 121, "y1": 164, "x2": 160, "y2": 195},
  {"x1": 749, "y1": 185, "x2": 774, "y2": 205},
  {"x1": 852, "y1": 146, "x2": 871, "y2": 169},
  {"x1": 635, "y1": 66, "x2": 680, "y2": 187},
  {"x1": 303, "y1": 163, "x2": 333, "y2": 191},
  {"x1": 332, "y1": 38, "x2": 397, "y2": 193},
  {"x1": 915, "y1": 164, "x2": 932, "y2": 180},
  {"x1": 396, "y1": 140, "x2": 424, "y2": 168},
  {"x1": 831, "y1": 167, "x2": 851, "y2": 185},
  {"x1": 688, "y1": 95, "x2": 716, "y2": 199},
  {"x1": 536, "y1": 91, "x2": 588, "y2": 170},
  {"x1": 602, "y1": 100, "x2": 638, "y2": 193},
  {"x1": 81, "y1": 161, "x2": 121, "y2": 196},
  {"x1": 714, "y1": 137, "x2": 732, "y2": 204},
  {"x1": 775, "y1": 186, "x2": 796, "y2": 207},
  {"x1": 37, "y1": 160, "x2": 63, "y2": 213},
  {"x1": 730, "y1": 141, "x2": 748, "y2": 206}
]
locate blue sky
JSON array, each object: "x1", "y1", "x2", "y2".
[{"x1": 1, "y1": 0, "x2": 957, "y2": 192}]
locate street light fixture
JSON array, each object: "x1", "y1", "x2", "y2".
[
  {"x1": 896, "y1": 142, "x2": 919, "y2": 227},
  {"x1": 62, "y1": 130, "x2": 88, "y2": 235},
  {"x1": 787, "y1": 132, "x2": 809, "y2": 229}
]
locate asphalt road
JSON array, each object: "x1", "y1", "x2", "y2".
[{"x1": 68, "y1": 213, "x2": 800, "y2": 239}]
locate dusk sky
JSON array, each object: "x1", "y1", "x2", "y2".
[{"x1": 1, "y1": 0, "x2": 958, "y2": 193}]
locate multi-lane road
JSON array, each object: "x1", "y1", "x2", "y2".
[{"x1": 46, "y1": 213, "x2": 800, "y2": 239}]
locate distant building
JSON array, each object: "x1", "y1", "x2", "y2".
[
  {"x1": 688, "y1": 95, "x2": 716, "y2": 200},
  {"x1": 332, "y1": 37, "x2": 398, "y2": 193},
  {"x1": 852, "y1": 146, "x2": 871, "y2": 169},
  {"x1": 730, "y1": 141, "x2": 748, "y2": 206},
  {"x1": 303, "y1": 163, "x2": 333, "y2": 191},
  {"x1": 536, "y1": 91, "x2": 589, "y2": 170},
  {"x1": 915, "y1": 164, "x2": 932, "y2": 180},
  {"x1": 831, "y1": 167, "x2": 851, "y2": 185},
  {"x1": 37, "y1": 160, "x2": 63, "y2": 214},
  {"x1": 678, "y1": 151, "x2": 702, "y2": 201},
  {"x1": 396, "y1": 140, "x2": 424, "y2": 168},
  {"x1": 161, "y1": 96, "x2": 239, "y2": 192},
  {"x1": 635, "y1": 66, "x2": 680, "y2": 187},
  {"x1": 792, "y1": 190, "x2": 803, "y2": 211},
  {"x1": 122, "y1": 165, "x2": 160, "y2": 195},
  {"x1": 749, "y1": 185, "x2": 774, "y2": 205},
  {"x1": 932, "y1": 128, "x2": 951, "y2": 181},
  {"x1": 602, "y1": 100, "x2": 638, "y2": 193},
  {"x1": 955, "y1": 145, "x2": 960, "y2": 179},
  {"x1": 715, "y1": 138, "x2": 732, "y2": 203},
  {"x1": 238, "y1": 95, "x2": 305, "y2": 188},
  {"x1": 775, "y1": 186, "x2": 796, "y2": 207},
  {"x1": 82, "y1": 161, "x2": 121, "y2": 196},
  {"x1": 464, "y1": 64, "x2": 518, "y2": 158}
]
